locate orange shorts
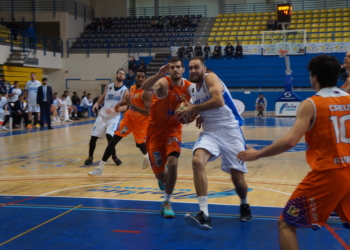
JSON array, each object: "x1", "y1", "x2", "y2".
[
  {"x1": 114, "y1": 114, "x2": 148, "y2": 144},
  {"x1": 146, "y1": 125, "x2": 182, "y2": 174},
  {"x1": 280, "y1": 167, "x2": 350, "y2": 230}
]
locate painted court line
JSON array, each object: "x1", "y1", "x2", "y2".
[
  {"x1": 0, "y1": 196, "x2": 38, "y2": 208},
  {"x1": 0, "y1": 204, "x2": 82, "y2": 247},
  {"x1": 324, "y1": 224, "x2": 350, "y2": 250},
  {"x1": 113, "y1": 230, "x2": 141, "y2": 233}
]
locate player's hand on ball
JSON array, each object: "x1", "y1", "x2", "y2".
[
  {"x1": 237, "y1": 146, "x2": 259, "y2": 162},
  {"x1": 177, "y1": 101, "x2": 197, "y2": 124},
  {"x1": 196, "y1": 116, "x2": 203, "y2": 129},
  {"x1": 157, "y1": 64, "x2": 170, "y2": 78}
]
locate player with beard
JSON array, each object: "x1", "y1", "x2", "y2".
[
  {"x1": 88, "y1": 69, "x2": 152, "y2": 176},
  {"x1": 141, "y1": 57, "x2": 192, "y2": 218},
  {"x1": 177, "y1": 57, "x2": 251, "y2": 230},
  {"x1": 84, "y1": 69, "x2": 129, "y2": 166}
]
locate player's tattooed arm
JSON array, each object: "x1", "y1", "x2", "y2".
[{"x1": 141, "y1": 64, "x2": 169, "y2": 98}]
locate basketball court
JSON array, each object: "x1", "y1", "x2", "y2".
[{"x1": 0, "y1": 116, "x2": 349, "y2": 249}]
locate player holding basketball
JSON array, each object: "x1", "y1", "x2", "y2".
[
  {"x1": 141, "y1": 57, "x2": 192, "y2": 218},
  {"x1": 177, "y1": 57, "x2": 251, "y2": 230},
  {"x1": 238, "y1": 55, "x2": 350, "y2": 250},
  {"x1": 84, "y1": 69, "x2": 128, "y2": 166},
  {"x1": 88, "y1": 69, "x2": 151, "y2": 176}
]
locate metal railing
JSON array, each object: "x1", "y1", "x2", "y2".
[
  {"x1": 0, "y1": 0, "x2": 94, "y2": 21},
  {"x1": 222, "y1": 0, "x2": 350, "y2": 14},
  {"x1": 128, "y1": 5, "x2": 206, "y2": 17},
  {"x1": 0, "y1": 29, "x2": 63, "y2": 57}
]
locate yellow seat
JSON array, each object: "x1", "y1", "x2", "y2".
[
  {"x1": 210, "y1": 32, "x2": 217, "y2": 36},
  {"x1": 328, "y1": 8, "x2": 335, "y2": 12},
  {"x1": 305, "y1": 29, "x2": 311, "y2": 32},
  {"x1": 253, "y1": 26, "x2": 260, "y2": 30},
  {"x1": 345, "y1": 7, "x2": 350, "y2": 11},
  {"x1": 335, "y1": 38, "x2": 343, "y2": 42},
  {"x1": 237, "y1": 31, "x2": 244, "y2": 35},
  {"x1": 291, "y1": 19, "x2": 297, "y2": 24},
  {"x1": 326, "y1": 38, "x2": 333, "y2": 42},
  {"x1": 241, "y1": 22, "x2": 247, "y2": 26},
  {"x1": 299, "y1": 10, "x2": 305, "y2": 14},
  {"x1": 335, "y1": 13, "x2": 343, "y2": 17},
  {"x1": 249, "y1": 41, "x2": 257, "y2": 45},
  {"x1": 217, "y1": 32, "x2": 223, "y2": 36},
  {"x1": 327, "y1": 27, "x2": 335, "y2": 32},
  {"x1": 319, "y1": 28, "x2": 327, "y2": 32},
  {"x1": 293, "y1": 10, "x2": 299, "y2": 14},
  {"x1": 319, "y1": 23, "x2": 327, "y2": 28},
  {"x1": 224, "y1": 31, "x2": 231, "y2": 35},
  {"x1": 222, "y1": 18, "x2": 228, "y2": 22},
  {"x1": 312, "y1": 23, "x2": 319, "y2": 28},
  {"x1": 288, "y1": 34, "x2": 296, "y2": 39},
  {"x1": 252, "y1": 30, "x2": 259, "y2": 35},
  {"x1": 310, "y1": 39, "x2": 318, "y2": 43},
  {"x1": 305, "y1": 19, "x2": 313, "y2": 23},
  {"x1": 296, "y1": 24, "x2": 305, "y2": 29},
  {"x1": 264, "y1": 40, "x2": 272, "y2": 44},
  {"x1": 212, "y1": 27, "x2": 218, "y2": 31},
  {"x1": 216, "y1": 37, "x2": 222, "y2": 41},
  {"x1": 305, "y1": 10, "x2": 313, "y2": 14},
  {"x1": 244, "y1": 36, "x2": 251, "y2": 40},
  {"x1": 234, "y1": 22, "x2": 241, "y2": 26},
  {"x1": 320, "y1": 13, "x2": 327, "y2": 18},
  {"x1": 344, "y1": 17, "x2": 350, "y2": 21},
  {"x1": 217, "y1": 14, "x2": 224, "y2": 17},
  {"x1": 335, "y1": 17, "x2": 343, "y2": 22},
  {"x1": 328, "y1": 13, "x2": 335, "y2": 17},
  {"x1": 250, "y1": 35, "x2": 258, "y2": 40},
  {"x1": 328, "y1": 18, "x2": 335, "y2": 22},
  {"x1": 335, "y1": 27, "x2": 342, "y2": 32},
  {"x1": 224, "y1": 14, "x2": 230, "y2": 17},
  {"x1": 343, "y1": 27, "x2": 350, "y2": 31},
  {"x1": 320, "y1": 9, "x2": 327, "y2": 13},
  {"x1": 257, "y1": 12, "x2": 263, "y2": 16},
  {"x1": 335, "y1": 8, "x2": 343, "y2": 12},
  {"x1": 320, "y1": 18, "x2": 327, "y2": 22},
  {"x1": 219, "y1": 27, "x2": 225, "y2": 31},
  {"x1": 297, "y1": 19, "x2": 305, "y2": 24},
  {"x1": 270, "y1": 12, "x2": 276, "y2": 15},
  {"x1": 236, "y1": 13, "x2": 243, "y2": 17},
  {"x1": 304, "y1": 24, "x2": 312, "y2": 28},
  {"x1": 314, "y1": 14, "x2": 321, "y2": 18},
  {"x1": 216, "y1": 18, "x2": 222, "y2": 22},
  {"x1": 220, "y1": 22, "x2": 227, "y2": 26},
  {"x1": 310, "y1": 33, "x2": 318, "y2": 38},
  {"x1": 248, "y1": 21, "x2": 254, "y2": 26},
  {"x1": 335, "y1": 32, "x2": 343, "y2": 37},
  {"x1": 214, "y1": 23, "x2": 220, "y2": 27},
  {"x1": 327, "y1": 23, "x2": 335, "y2": 27},
  {"x1": 230, "y1": 31, "x2": 237, "y2": 36},
  {"x1": 242, "y1": 17, "x2": 249, "y2": 21},
  {"x1": 299, "y1": 14, "x2": 305, "y2": 19},
  {"x1": 335, "y1": 22, "x2": 343, "y2": 27},
  {"x1": 236, "y1": 17, "x2": 242, "y2": 21},
  {"x1": 319, "y1": 38, "x2": 326, "y2": 42},
  {"x1": 249, "y1": 17, "x2": 256, "y2": 21},
  {"x1": 225, "y1": 27, "x2": 232, "y2": 31},
  {"x1": 239, "y1": 26, "x2": 247, "y2": 30},
  {"x1": 230, "y1": 13, "x2": 237, "y2": 17},
  {"x1": 305, "y1": 14, "x2": 312, "y2": 18},
  {"x1": 311, "y1": 28, "x2": 319, "y2": 33},
  {"x1": 344, "y1": 22, "x2": 350, "y2": 26},
  {"x1": 229, "y1": 17, "x2": 235, "y2": 22},
  {"x1": 344, "y1": 32, "x2": 350, "y2": 37},
  {"x1": 245, "y1": 31, "x2": 252, "y2": 35},
  {"x1": 344, "y1": 37, "x2": 350, "y2": 42},
  {"x1": 227, "y1": 22, "x2": 233, "y2": 26},
  {"x1": 295, "y1": 39, "x2": 304, "y2": 43},
  {"x1": 290, "y1": 24, "x2": 297, "y2": 29},
  {"x1": 255, "y1": 16, "x2": 263, "y2": 21},
  {"x1": 208, "y1": 37, "x2": 214, "y2": 42},
  {"x1": 232, "y1": 27, "x2": 239, "y2": 31}
]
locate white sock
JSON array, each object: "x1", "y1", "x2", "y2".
[
  {"x1": 198, "y1": 196, "x2": 209, "y2": 216},
  {"x1": 74, "y1": 114, "x2": 77, "y2": 117},
  {"x1": 143, "y1": 153, "x2": 149, "y2": 159},
  {"x1": 240, "y1": 198, "x2": 248, "y2": 205},
  {"x1": 97, "y1": 161, "x2": 106, "y2": 170},
  {"x1": 69, "y1": 114, "x2": 72, "y2": 117},
  {"x1": 164, "y1": 193, "x2": 172, "y2": 201}
]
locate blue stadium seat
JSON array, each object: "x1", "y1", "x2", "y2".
[
  {"x1": 120, "y1": 44, "x2": 125, "y2": 47},
  {"x1": 80, "y1": 35, "x2": 85, "y2": 38},
  {"x1": 120, "y1": 17, "x2": 125, "y2": 20},
  {"x1": 113, "y1": 17, "x2": 118, "y2": 21},
  {"x1": 145, "y1": 16, "x2": 150, "y2": 20},
  {"x1": 99, "y1": 44, "x2": 105, "y2": 48},
  {"x1": 92, "y1": 44, "x2": 98, "y2": 48},
  {"x1": 113, "y1": 44, "x2": 119, "y2": 48},
  {"x1": 76, "y1": 39, "x2": 81, "y2": 43},
  {"x1": 100, "y1": 34, "x2": 105, "y2": 38},
  {"x1": 138, "y1": 16, "x2": 144, "y2": 20},
  {"x1": 72, "y1": 44, "x2": 77, "y2": 48}
]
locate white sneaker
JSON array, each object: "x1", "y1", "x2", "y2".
[
  {"x1": 87, "y1": 167, "x2": 103, "y2": 176},
  {"x1": 65, "y1": 119, "x2": 73, "y2": 122},
  {"x1": 142, "y1": 157, "x2": 150, "y2": 169},
  {"x1": 1, "y1": 126, "x2": 9, "y2": 131}
]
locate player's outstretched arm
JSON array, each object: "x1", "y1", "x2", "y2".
[
  {"x1": 141, "y1": 64, "x2": 169, "y2": 97},
  {"x1": 112, "y1": 89, "x2": 130, "y2": 113},
  {"x1": 126, "y1": 91, "x2": 152, "y2": 117},
  {"x1": 237, "y1": 99, "x2": 314, "y2": 162}
]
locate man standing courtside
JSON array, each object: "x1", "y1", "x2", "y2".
[
  {"x1": 36, "y1": 78, "x2": 53, "y2": 130},
  {"x1": 238, "y1": 55, "x2": 350, "y2": 250},
  {"x1": 25, "y1": 72, "x2": 41, "y2": 128}
]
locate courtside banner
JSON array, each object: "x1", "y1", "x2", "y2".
[{"x1": 275, "y1": 102, "x2": 301, "y2": 116}]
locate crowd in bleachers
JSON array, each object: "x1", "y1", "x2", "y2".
[
  {"x1": 72, "y1": 15, "x2": 201, "y2": 49},
  {"x1": 0, "y1": 74, "x2": 97, "y2": 131}
]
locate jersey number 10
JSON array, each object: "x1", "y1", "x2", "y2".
[{"x1": 330, "y1": 115, "x2": 350, "y2": 144}]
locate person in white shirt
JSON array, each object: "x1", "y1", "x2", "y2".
[
  {"x1": 64, "y1": 90, "x2": 79, "y2": 120},
  {"x1": 8, "y1": 81, "x2": 23, "y2": 104},
  {"x1": 25, "y1": 72, "x2": 41, "y2": 128},
  {"x1": 80, "y1": 93, "x2": 93, "y2": 117},
  {"x1": 0, "y1": 91, "x2": 10, "y2": 130},
  {"x1": 58, "y1": 95, "x2": 72, "y2": 122},
  {"x1": 51, "y1": 92, "x2": 62, "y2": 123}
]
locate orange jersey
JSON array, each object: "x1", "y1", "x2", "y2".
[
  {"x1": 148, "y1": 77, "x2": 192, "y2": 128},
  {"x1": 305, "y1": 87, "x2": 350, "y2": 171},
  {"x1": 128, "y1": 85, "x2": 148, "y2": 122}
]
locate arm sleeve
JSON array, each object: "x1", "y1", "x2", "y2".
[{"x1": 9, "y1": 88, "x2": 13, "y2": 94}]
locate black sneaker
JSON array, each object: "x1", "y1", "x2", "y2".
[
  {"x1": 240, "y1": 204, "x2": 252, "y2": 222},
  {"x1": 184, "y1": 211, "x2": 212, "y2": 230},
  {"x1": 74, "y1": 117, "x2": 80, "y2": 120},
  {"x1": 112, "y1": 156, "x2": 122, "y2": 166},
  {"x1": 84, "y1": 157, "x2": 93, "y2": 165}
]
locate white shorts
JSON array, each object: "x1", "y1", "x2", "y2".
[
  {"x1": 192, "y1": 128, "x2": 248, "y2": 174},
  {"x1": 27, "y1": 105, "x2": 40, "y2": 112},
  {"x1": 91, "y1": 114, "x2": 122, "y2": 137}
]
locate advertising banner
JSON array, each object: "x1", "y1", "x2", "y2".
[{"x1": 275, "y1": 102, "x2": 300, "y2": 116}]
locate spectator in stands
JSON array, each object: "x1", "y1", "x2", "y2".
[
  {"x1": 80, "y1": 93, "x2": 93, "y2": 117},
  {"x1": 64, "y1": 90, "x2": 79, "y2": 120},
  {"x1": 0, "y1": 77, "x2": 7, "y2": 94},
  {"x1": 71, "y1": 91, "x2": 81, "y2": 106},
  {"x1": 224, "y1": 43, "x2": 234, "y2": 59},
  {"x1": 235, "y1": 42, "x2": 243, "y2": 59},
  {"x1": 37, "y1": 78, "x2": 53, "y2": 129},
  {"x1": 170, "y1": 18, "x2": 177, "y2": 28},
  {"x1": 0, "y1": 91, "x2": 10, "y2": 130},
  {"x1": 158, "y1": 17, "x2": 164, "y2": 29},
  {"x1": 213, "y1": 42, "x2": 222, "y2": 59},
  {"x1": 177, "y1": 45, "x2": 185, "y2": 61},
  {"x1": 151, "y1": 19, "x2": 158, "y2": 28},
  {"x1": 256, "y1": 93, "x2": 267, "y2": 116},
  {"x1": 86, "y1": 20, "x2": 97, "y2": 31},
  {"x1": 126, "y1": 70, "x2": 135, "y2": 81},
  {"x1": 13, "y1": 95, "x2": 28, "y2": 127},
  {"x1": 139, "y1": 60, "x2": 147, "y2": 71},
  {"x1": 10, "y1": 18, "x2": 20, "y2": 41},
  {"x1": 128, "y1": 56, "x2": 138, "y2": 71},
  {"x1": 185, "y1": 44, "x2": 194, "y2": 60},
  {"x1": 58, "y1": 95, "x2": 72, "y2": 122},
  {"x1": 27, "y1": 23, "x2": 35, "y2": 49},
  {"x1": 194, "y1": 43, "x2": 203, "y2": 57},
  {"x1": 203, "y1": 43, "x2": 211, "y2": 60},
  {"x1": 105, "y1": 18, "x2": 112, "y2": 30},
  {"x1": 8, "y1": 81, "x2": 23, "y2": 106},
  {"x1": 266, "y1": 16, "x2": 276, "y2": 30},
  {"x1": 97, "y1": 19, "x2": 105, "y2": 31},
  {"x1": 93, "y1": 94, "x2": 101, "y2": 117},
  {"x1": 51, "y1": 92, "x2": 62, "y2": 123},
  {"x1": 81, "y1": 91, "x2": 86, "y2": 100}
]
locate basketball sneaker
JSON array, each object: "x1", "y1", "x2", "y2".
[
  {"x1": 185, "y1": 211, "x2": 212, "y2": 230},
  {"x1": 27, "y1": 124, "x2": 33, "y2": 128},
  {"x1": 84, "y1": 157, "x2": 93, "y2": 165},
  {"x1": 158, "y1": 180, "x2": 165, "y2": 191},
  {"x1": 142, "y1": 157, "x2": 149, "y2": 169},
  {"x1": 35, "y1": 124, "x2": 41, "y2": 128},
  {"x1": 112, "y1": 156, "x2": 122, "y2": 166},
  {"x1": 1, "y1": 126, "x2": 9, "y2": 131},
  {"x1": 161, "y1": 201, "x2": 175, "y2": 218},
  {"x1": 87, "y1": 167, "x2": 103, "y2": 176},
  {"x1": 240, "y1": 204, "x2": 252, "y2": 222}
]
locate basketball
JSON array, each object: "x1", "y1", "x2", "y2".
[{"x1": 175, "y1": 102, "x2": 198, "y2": 124}]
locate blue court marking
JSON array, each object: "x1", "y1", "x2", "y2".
[
  {"x1": 0, "y1": 196, "x2": 348, "y2": 250},
  {"x1": 0, "y1": 120, "x2": 96, "y2": 138}
]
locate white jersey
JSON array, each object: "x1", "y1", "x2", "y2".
[
  {"x1": 25, "y1": 80, "x2": 41, "y2": 105},
  {"x1": 8, "y1": 87, "x2": 23, "y2": 102},
  {"x1": 189, "y1": 73, "x2": 244, "y2": 131},
  {"x1": 99, "y1": 83, "x2": 127, "y2": 119},
  {"x1": 0, "y1": 96, "x2": 7, "y2": 112}
]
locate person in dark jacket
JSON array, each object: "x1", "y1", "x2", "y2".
[
  {"x1": 194, "y1": 43, "x2": 203, "y2": 57},
  {"x1": 203, "y1": 43, "x2": 211, "y2": 60},
  {"x1": 213, "y1": 42, "x2": 222, "y2": 59},
  {"x1": 235, "y1": 42, "x2": 243, "y2": 59},
  {"x1": 10, "y1": 18, "x2": 20, "y2": 41},
  {"x1": 36, "y1": 78, "x2": 53, "y2": 129},
  {"x1": 224, "y1": 43, "x2": 235, "y2": 59},
  {"x1": 185, "y1": 44, "x2": 194, "y2": 60}
]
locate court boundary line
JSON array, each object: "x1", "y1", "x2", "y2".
[{"x1": 324, "y1": 224, "x2": 350, "y2": 249}]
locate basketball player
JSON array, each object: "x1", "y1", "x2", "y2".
[
  {"x1": 341, "y1": 51, "x2": 350, "y2": 92},
  {"x1": 25, "y1": 73, "x2": 41, "y2": 128},
  {"x1": 88, "y1": 69, "x2": 151, "y2": 176},
  {"x1": 237, "y1": 55, "x2": 350, "y2": 250},
  {"x1": 177, "y1": 57, "x2": 251, "y2": 230},
  {"x1": 84, "y1": 69, "x2": 128, "y2": 166},
  {"x1": 141, "y1": 57, "x2": 192, "y2": 218}
]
